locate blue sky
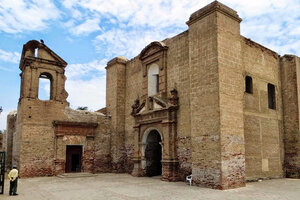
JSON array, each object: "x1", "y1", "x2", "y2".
[{"x1": 1, "y1": 0, "x2": 300, "y2": 130}]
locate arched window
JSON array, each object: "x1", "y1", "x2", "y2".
[
  {"x1": 38, "y1": 72, "x2": 52, "y2": 100},
  {"x1": 148, "y1": 64, "x2": 159, "y2": 96}
]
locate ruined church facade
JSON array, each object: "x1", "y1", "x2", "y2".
[{"x1": 4, "y1": 1, "x2": 300, "y2": 190}]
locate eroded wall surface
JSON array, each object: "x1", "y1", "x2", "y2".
[
  {"x1": 281, "y1": 55, "x2": 300, "y2": 178},
  {"x1": 242, "y1": 38, "x2": 284, "y2": 180},
  {"x1": 5, "y1": 111, "x2": 17, "y2": 170},
  {"x1": 14, "y1": 40, "x2": 112, "y2": 177}
]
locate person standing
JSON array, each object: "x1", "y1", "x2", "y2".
[{"x1": 8, "y1": 165, "x2": 18, "y2": 196}]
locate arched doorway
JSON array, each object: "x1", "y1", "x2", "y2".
[{"x1": 145, "y1": 130, "x2": 162, "y2": 176}]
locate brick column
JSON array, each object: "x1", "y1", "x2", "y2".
[
  {"x1": 106, "y1": 56, "x2": 128, "y2": 172},
  {"x1": 187, "y1": 1, "x2": 245, "y2": 189}
]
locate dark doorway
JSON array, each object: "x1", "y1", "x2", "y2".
[
  {"x1": 65, "y1": 145, "x2": 82, "y2": 173},
  {"x1": 145, "y1": 130, "x2": 162, "y2": 177}
]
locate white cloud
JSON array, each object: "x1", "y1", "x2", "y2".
[
  {"x1": 64, "y1": 59, "x2": 107, "y2": 111},
  {"x1": 69, "y1": 18, "x2": 101, "y2": 36},
  {"x1": 0, "y1": 0, "x2": 60, "y2": 33},
  {"x1": 66, "y1": 59, "x2": 107, "y2": 79},
  {"x1": 221, "y1": 0, "x2": 300, "y2": 55},
  {"x1": 62, "y1": 0, "x2": 210, "y2": 28},
  {"x1": 94, "y1": 28, "x2": 179, "y2": 58},
  {"x1": 66, "y1": 77, "x2": 106, "y2": 111},
  {"x1": 61, "y1": 0, "x2": 300, "y2": 58},
  {"x1": 0, "y1": 49, "x2": 21, "y2": 64}
]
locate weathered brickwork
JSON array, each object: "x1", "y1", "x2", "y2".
[
  {"x1": 242, "y1": 38, "x2": 284, "y2": 180},
  {"x1": 4, "y1": 1, "x2": 300, "y2": 190},
  {"x1": 281, "y1": 55, "x2": 300, "y2": 178},
  {"x1": 106, "y1": 1, "x2": 300, "y2": 190},
  {"x1": 5, "y1": 40, "x2": 113, "y2": 177}
]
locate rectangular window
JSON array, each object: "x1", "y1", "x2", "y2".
[
  {"x1": 154, "y1": 74, "x2": 159, "y2": 93},
  {"x1": 245, "y1": 76, "x2": 253, "y2": 94},
  {"x1": 268, "y1": 83, "x2": 276, "y2": 109},
  {"x1": 34, "y1": 48, "x2": 38, "y2": 57}
]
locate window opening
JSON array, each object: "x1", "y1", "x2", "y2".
[
  {"x1": 38, "y1": 73, "x2": 52, "y2": 100},
  {"x1": 245, "y1": 76, "x2": 253, "y2": 94},
  {"x1": 34, "y1": 48, "x2": 38, "y2": 57},
  {"x1": 154, "y1": 74, "x2": 159, "y2": 94},
  {"x1": 148, "y1": 64, "x2": 159, "y2": 96},
  {"x1": 268, "y1": 83, "x2": 276, "y2": 109}
]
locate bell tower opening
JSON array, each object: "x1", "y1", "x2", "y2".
[
  {"x1": 38, "y1": 72, "x2": 52, "y2": 100},
  {"x1": 145, "y1": 130, "x2": 162, "y2": 177}
]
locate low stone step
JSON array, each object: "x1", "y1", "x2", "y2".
[{"x1": 57, "y1": 172, "x2": 95, "y2": 178}]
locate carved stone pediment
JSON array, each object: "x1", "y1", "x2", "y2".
[
  {"x1": 20, "y1": 40, "x2": 67, "y2": 70},
  {"x1": 139, "y1": 41, "x2": 168, "y2": 61},
  {"x1": 131, "y1": 89, "x2": 178, "y2": 118}
]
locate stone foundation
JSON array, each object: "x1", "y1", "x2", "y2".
[{"x1": 161, "y1": 161, "x2": 180, "y2": 181}]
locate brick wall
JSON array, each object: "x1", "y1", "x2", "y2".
[
  {"x1": 281, "y1": 55, "x2": 300, "y2": 178},
  {"x1": 187, "y1": 8, "x2": 221, "y2": 189},
  {"x1": 242, "y1": 38, "x2": 284, "y2": 180}
]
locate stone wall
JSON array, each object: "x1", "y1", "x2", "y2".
[
  {"x1": 14, "y1": 40, "x2": 113, "y2": 177},
  {"x1": 124, "y1": 57, "x2": 143, "y2": 173},
  {"x1": 242, "y1": 38, "x2": 284, "y2": 180},
  {"x1": 164, "y1": 31, "x2": 192, "y2": 180},
  {"x1": 281, "y1": 55, "x2": 300, "y2": 178},
  {"x1": 187, "y1": 6, "x2": 221, "y2": 189},
  {"x1": 106, "y1": 57, "x2": 127, "y2": 172},
  {"x1": 217, "y1": 9, "x2": 245, "y2": 189},
  {"x1": 5, "y1": 111, "x2": 17, "y2": 170},
  {"x1": 16, "y1": 97, "x2": 112, "y2": 177},
  {"x1": 110, "y1": 1, "x2": 289, "y2": 189}
]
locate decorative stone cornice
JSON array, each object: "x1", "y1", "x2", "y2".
[
  {"x1": 20, "y1": 57, "x2": 66, "y2": 71},
  {"x1": 53, "y1": 121, "x2": 98, "y2": 137},
  {"x1": 53, "y1": 121, "x2": 98, "y2": 127},
  {"x1": 106, "y1": 56, "x2": 128, "y2": 69},
  {"x1": 186, "y1": 0, "x2": 242, "y2": 26}
]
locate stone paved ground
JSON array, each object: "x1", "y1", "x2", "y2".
[{"x1": 1, "y1": 174, "x2": 300, "y2": 200}]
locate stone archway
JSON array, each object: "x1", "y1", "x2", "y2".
[
  {"x1": 145, "y1": 130, "x2": 162, "y2": 176},
  {"x1": 131, "y1": 88, "x2": 179, "y2": 181}
]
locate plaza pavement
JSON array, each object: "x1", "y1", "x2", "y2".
[{"x1": 1, "y1": 173, "x2": 299, "y2": 200}]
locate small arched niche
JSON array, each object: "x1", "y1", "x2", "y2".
[
  {"x1": 38, "y1": 72, "x2": 53, "y2": 100},
  {"x1": 148, "y1": 63, "x2": 159, "y2": 96}
]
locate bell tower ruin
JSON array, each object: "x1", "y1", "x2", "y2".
[
  {"x1": 19, "y1": 40, "x2": 68, "y2": 102},
  {"x1": 14, "y1": 40, "x2": 69, "y2": 176}
]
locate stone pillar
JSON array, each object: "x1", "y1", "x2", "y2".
[
  {"x1": 280, "y1": 55, "x2": 300, "y2": 178},
  {"x1": 216, "y1": 4, "x2": 245, "y2": 189},
  {"x1": 187, "y1": 1, "x2": 245, "y2": 189},
  {"x1": 5, "y1": 111, "x2": 17, "y2": 170},
  {"x1": 106, "y1": 56, "x2": 128, "y2": 172}
]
